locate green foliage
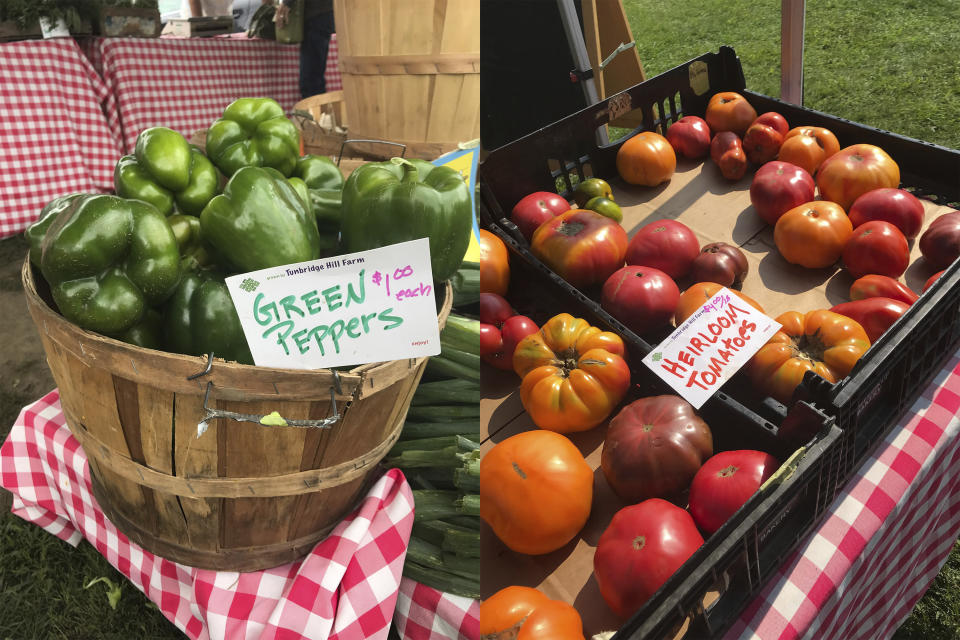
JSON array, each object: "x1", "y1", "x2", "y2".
[{"x1": 0, "y1": 0, "x2": 157, "y2": 32}]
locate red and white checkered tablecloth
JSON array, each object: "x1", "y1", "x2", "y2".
[
  {"x1": 0, "y1": 390, "x2": 480, "y2": 640},
  {"x1": 84, "y1": 33, "x2": 342, "y2": 154},
  {"x1": 729, "y1": 353, "x2": 960, "y2": 639},
  {"x1": 0, "y1": 38, "x2": 123, "y2": 239}
]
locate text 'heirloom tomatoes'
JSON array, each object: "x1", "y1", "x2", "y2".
[
  {"x1": 749, "y1": 309, "x2": 870, "y2": 403},
  {"x1": 593, "y1": 499, "x2": 704, "y2": 619},
  {"x1": 513, "y1": 313, "x2": 630, "y2": 433},
  {"x1": 531, "y1": 209, "x2": 628, "y2": 290},
  {"x1": 480, "y1": 430, "x2": 594, "y2": 556}
]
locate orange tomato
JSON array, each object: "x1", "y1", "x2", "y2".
[
  {"x1": 749, "y1": 309, "x2": 870, "y2": 403},
  {"x1": 616, "y1": 131, "x2": 676, "y2": 186},
  {"x1": 704, "y1": 92, "x2": 758, "y2": 137},
  {"x1": 480, "y1": 586, "x2": 585, "y2": 640},
  {"x1": 513, "y1": 313, "x2": 630, "y2": 433},
  {"x1": 774, "y1": 201, "x2": 853, "y2": 268},
  {"x1": 480, "y1": 430, "x2": 594, "y2": 555},
  {"x1": 816, "y1": 144, "x2": 901, "y2": 211},
  {"x1": 674, "y1": 282, "x2": 765, "y2": 325},
  {"x1": 778, "y1": 126, "x2": 840, "y2": 176},
  {"x1": 479, "y1": 228, "x2": 509, "y2": 296}
]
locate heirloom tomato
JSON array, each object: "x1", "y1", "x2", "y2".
[
  {"x1": 480, "y1": 430, "x2": 594, "y2": 555},
  {"x1": 674, "y1": 282, "x2": 764, "y2": 325},
  {"x1": 624, "y1": 219, "x2": 700, "y2": 280},
  {"x1": 510, "y1": 191, "x2": 571, "y2": 241},
  {"x1": 513, "y1": 313, "x2": 630, "y2": 433},
  {"x1": 601, "y1": 266, "x2": 679, "y2": 336},
  {"x1": 924, "y1": 270, "x2": 946, "y2": 293},
  {"x1": 688, "y1": 450, "x2": 779, "y2": 535},
  {"x1": 689, "y1": 242, "x2": 749, "y2": 288},
  {"x1": 479, "y1": 229, "x2": 510, "y2": 296},
  {"x1": 600, "y1": 395, "x2": 713, "y2": 504},
  {"x1": 752, "y1": 112, "x2": 790, "y2": 137},
  {"x1": 616, "y1": 131, "x2": 676, "y2": 187},
  {"x1": 710, "y1": 131, "x2": 748, "y2": 180},
  {"x1": 816, "y1": 144, "x2": 900, "y2": 211},
  {"x1": 704, "y1": 92, "x2": 757, "y2": 137},
  {"x1": 749, "y1": 160, "x2": 816, "y2": 226},
  {"x1": 842, "y1": 220, "x2": 910, "y2": 279},
  {"x1": 749, "y1": 309, "x2": 870, "y2": 404},
  {"x1": 778, "y1": 126, "x2": 840, "y2": 176},
  {"x1": 593, "y1": 499, "x2": 704, "y2": 618},
  {"x1": 830, "y1": 298, "x2": 909, "y2": 343},
  {"x1": 481, "y1": 316, "x2": 539, "y2": 371},
  {"x1": 849, "y1": 274, "x2": 918, "y2": 305},
  {"x1": 919, "y1": 211, "x2": 960, "y2": 271},
  {"x1": 848, "y1": 188, "x2": 925, "y2": 239},
  {"x1": 479, "y1": 292, "x2": 514, "y2": 327},
  {"x1": 742, "y1": 121, "x2": 784, "y2": 165},
  {"x1": 530, "y1": 209, "x2": 628, "y2": 289},
  {"x1": 573, "y1": 177, "x2": 613, "y2": 208},
  {"x1": 480, "y1": 586, "x2": 585, "y2": 640},
  {"x1": 665, "y1": 115, "x2": 712, "y2": 159},
  {"x1": 774, "y1": 201, "x2": 852, "y2": 269}
]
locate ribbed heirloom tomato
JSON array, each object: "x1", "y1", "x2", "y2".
[
  {"x1": 616, "y1": 131, "x2": 676, "y2": 187},
  {"x1": 778, "y1": 126, "x2": 840, "y2": 176},
  {"x1": 816, "y1": 144, "x2": 901, "y2": 211},
  {"x1": 749, "y1": 309, "x2": 871, "y2": 403},
  {"x1": 704, "y1": 91, "x2": 758, "y2": 137},
  {"x1": 513, "y1": 313, "x2": 631, "y2": 432},
  {"x1": 530, "y1": 209, "x2": 628, "y2": 289},
  {"x1": 480, "y1": 430, "x2": 594, "y2": 555},
  {"x1": 480, "y1": 586, "x2": 585, "y2": 640},
  {"x1": 774, "y1": 201, "x2": 853, "y2": 269}
]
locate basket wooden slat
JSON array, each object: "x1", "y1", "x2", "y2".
[{"x1": 23, "y1": 258, "x2": 452, "y2": 571}]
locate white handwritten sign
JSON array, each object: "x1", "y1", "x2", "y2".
[
  {"x1": 642, "y1": 288, "x2": 781, "y2": 408},
  {"x1": 226, "y1": 238, "x2": 441, "y2": 370}
]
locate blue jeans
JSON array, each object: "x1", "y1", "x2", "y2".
[{"x1": 300, "y1": 10, "x2": 335, "y2": 98}]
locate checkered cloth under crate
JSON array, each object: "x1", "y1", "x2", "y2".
[
  {"x1": 0, "y1": 390, "x2": 480, "y2": 640},
  {"x1": 0, "y1": 38, "x2": 123, "y2": 239},
  {"x1": 84, "y1": 33, "x2": 342, "y2": 154},
  {"x1": 727, "y1": 354, "x2": 960, "y2": 639}
]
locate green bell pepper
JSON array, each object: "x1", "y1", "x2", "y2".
[
  {"x1": 120, "y1": 309, "x2": 164, "y2": 350},
  {"x1": 199, "y1": 166, "x2": 322, "y2": 273},
  {"x1": 40, "y1": 195, "x2": 181, "y2": 336},
  {"x1": 295, "y1": 154, "x2": 344, "y2": 190},
  {"x1": 340, "y1": 157, "x2": 472, "y2": 282},
  {"x1": 26, "y1": 193, "x2": 89, "y2": 267},
  {"x1": 115, "y1": 127, "x2": 220, "y2": 216},
  {"x1": 205, "y1": 98, "x2": 300, "y2": 178},
  {"x1": 167, "y1": 214, "x2": 212, "y2": 271},
  {"x1": 163, "y1": 270, "x2": 253, "y2": 365}
]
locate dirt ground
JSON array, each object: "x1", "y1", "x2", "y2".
[{"x1": 0, "y1": 235, "x2": 57, "y2": 513}]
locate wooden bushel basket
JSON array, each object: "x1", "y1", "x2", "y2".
[{"x1": 22, "y1": 258, "x2": 452, "y2": 571}]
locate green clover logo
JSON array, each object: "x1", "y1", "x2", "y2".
[{"x1": 239, "y1": 278, "x2": 260, "y2": 293}]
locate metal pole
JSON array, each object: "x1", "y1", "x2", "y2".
[{"x1": 557, "y1": 0, "x2": 609, "y2": 145}]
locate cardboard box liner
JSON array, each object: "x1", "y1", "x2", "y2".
[{"x1": 481, "y1": 157, "x2": 956, "y2": 637}]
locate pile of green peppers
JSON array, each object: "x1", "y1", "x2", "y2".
[{"x1": 26, "y1": 96, "x2": 472, "y2": 365}]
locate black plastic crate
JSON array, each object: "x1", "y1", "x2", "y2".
[
  {"x1": 478, "y1": 45, "x2": 960, "y2": 638},
  {"x1": 485, "y1": 209, "x2": 849, "y2": 639}
]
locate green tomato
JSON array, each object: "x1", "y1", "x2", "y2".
[
  {"x1": 574, "y1": 177, "x2": 614, "y2": 208},
  {"x1": 584, "y1": 196, "x2": 623, "y2": 223}
]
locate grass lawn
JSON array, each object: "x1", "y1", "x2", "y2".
[{"x1": 620, "y1": 0, "x2": 960, "y2": 637}]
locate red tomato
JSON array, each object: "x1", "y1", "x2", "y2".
[
  {"x1": 830, "y1": 298, "x2": 909, "y2": 343},
  {"x1": 511, "y1": 191, "x2": 571, "y2": 242},
  {"x1": 849, "y1": 274, "x2": 918, "y2": 305},
  {"x1": 848, "y1": 188, "x2": 925, "y2": 239},
  {"x1": 816, "y1": 144, "x2": 901, "y2": 211},
  {"x1": 742, "y1": 122, "x2": 784, "y2": 165},
  {"x1": 752, "y1": 112, "x2": 789, "y2": 137},
  {"x1": 625, "y1": 219, "x2": 700, "y2": 280},
  {"x1": 480, "y1": 316, "x2": 539, "y2": 370},
  {"x1": 919, "y1": 211, "x2": 960, "y2": 270},
  {"x1": 600, "y1": 266, "x2": 680, "y2": 335},
  {"x1": 924, "y1": 270, "x2": 946, "y2": 293},
  {"x1": 749, "y1": 161, "x2": 816, "y2": 226},
  {"x1": 710, "y1": 131, "x2": 748, "y2": 180},
  {"x1": 665, "y1": 116, "x2": 712, "y2": 160},
  {"x1": 688, "y1": 450, "x2": 780, "y2": 535},
  {"x1": 479, "y1": 292, "x2": 514, "y2": 328},
  {"x1": 842, "y1": 220, "x2": 910, "y2": 279},
  {"x1": 688, "y1": 242, "x2": 749, "y2": 288},
  {"x1": 531, "y1": 209, "x2": 628, "y2": 289},
  {"x1": 593, "y1": 499, "x2": 704, "y2": 619}
]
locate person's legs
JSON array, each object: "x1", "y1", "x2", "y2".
[{"x1": 299, "y1": 10, "x2": 335, "y2": 98}]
